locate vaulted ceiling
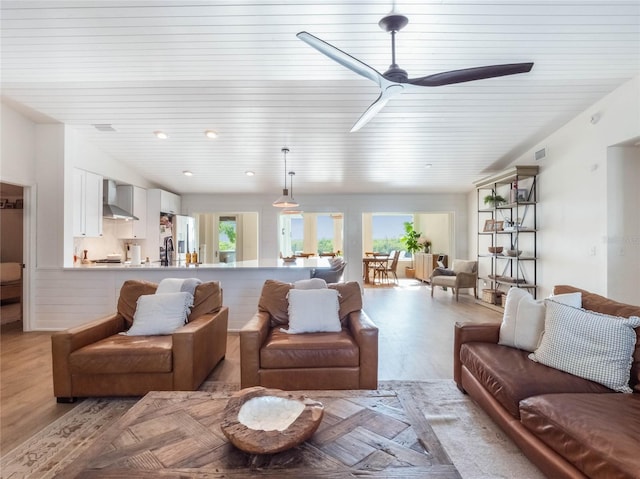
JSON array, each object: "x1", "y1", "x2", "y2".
[{"x1": 2, "y1": 1, "x2": 639, "y2": 195}]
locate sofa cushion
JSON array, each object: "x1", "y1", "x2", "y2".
[
  {"x1": 499, "y1": 288, "x2": 546, "y2": 352},
  {"x1": 433, "y1": 276, "x2": 457, "y2": 287},
  {"x1": 189, "y1": 281, "x2": 223, "y2": 321},
  {"x1": 261, "y1": 328, "x2": 359, "y2": 369},
  {"x1": 259, "y1": 280, "x2": 363, "y2": 328},
  {"x1": 118, "y1": 280, "x2": 223, "y2": 327},
  {"x1": 69, "y1": 334, "x2": 173, "y2": 374},
  {"x1": 118, "y1": 280, "x2": 158, "y2": 327},
  {"x1": 259, "y1": 279, "x2": 294, "y2": 327},
  {"x1": 554, "y1": 285, "x2": 640, "y2": 393},
  {"x1": 294, "y1": 278, "x2": 328, "y2": 289},
  {"x1": 520, "y1": 393, "x2": 640, "y2": 479},
  {"x1": 529, "y1": 300, "x2": 640, "y2": 392},
  {"x1": 126, "y1": 291, "x2": 194, "y2": 336},
  {"x1": 452, "y1": 260, "x2": 476, "y2": 274},
  {"x1": 328, "y1": 281, "x2": 363, "y2": 323},
  {"x1": 460, "y1": 342, "x2": 611, "y2": 419},
  {"x1": 284, "y1": 288, "x2": 341, "y2": 334}
]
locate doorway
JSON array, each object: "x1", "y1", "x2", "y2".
[
  {"x1": 0, "y1": 182, "x2": 25, "y2": 328},
  {"x1": 194, "y1": 212, "x2": 258, "y2": 264}
]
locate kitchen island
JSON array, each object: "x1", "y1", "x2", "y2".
[{"x1": 32, "y1": 258, "x2": 332, "y2": 331}]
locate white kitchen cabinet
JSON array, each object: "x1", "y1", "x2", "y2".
[
  {"x1": 160, "y1": 190, "x2": 181, "y2": 214},
  {"x1": 116, "y1": 185, "x2": 147, "y2": 239},
  {"x1": 73, "y1": 168, "x2": 103, "y2": 237}
]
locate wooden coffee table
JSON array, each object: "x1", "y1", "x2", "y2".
[{"x1": 57, "y1": 387, "x2": 461, "y2": 478}]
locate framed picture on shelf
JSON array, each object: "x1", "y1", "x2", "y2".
[
  {"x1": 493, "y1": 220, "x2": 504, "y2": 231},
  {"x1": 483, "y1": 219, "x2": 495, "y2": 232},
  {"x1": 15, "y1": 199, "x2": 23, "y2": 209},
  {"x1": 0, "y1": 199, "x2": 6, "y2": 209},
  {"x1": 517, "y1": 189, "x2": 528, "y2": 202}
]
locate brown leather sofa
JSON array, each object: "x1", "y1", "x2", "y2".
[
  {"x1": 240, "y1": 280, "x2": 378, "y2": 390},
  {"x1": 454, "y1": 285, "x2": 640, "y2": 479},
  {"x1": 52, "y1": 279, "x2": 228, "y2": 402}
]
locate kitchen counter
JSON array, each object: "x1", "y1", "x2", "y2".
[
  {"x1": 34, "y1": 258, "x2": 334, "y2": 331},
  {"x1": 68, "y1": 258, "x2": 332, "y2": 270}
]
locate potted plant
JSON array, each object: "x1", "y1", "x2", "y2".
[
  {"x1": 483, "y1": 193, "x2": 506, "y2": 208},
  {"x1": 401, "y1": 221, "x2": 421, "y2": 278}
]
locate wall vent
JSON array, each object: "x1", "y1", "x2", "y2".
[
  {"x1": 93, "y1": 124, "x2": 116, "y2": 132},
  {"x1": 534, "y1": 147, "x2": 547, "y2": 161}
]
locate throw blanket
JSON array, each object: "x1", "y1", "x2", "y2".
[
  {"x1": 434, "y1": 267, "x2": 456, "y2": 276},
  {"x1": 156, "y1": 278, "x2": 201, "y2": 295}
]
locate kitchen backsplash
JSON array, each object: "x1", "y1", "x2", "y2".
[{"x1": 74, "y1": 221, "x2": 148, "y2": 262}]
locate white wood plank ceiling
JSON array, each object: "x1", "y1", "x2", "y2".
[{"x1": 2, "y1": 0, "x2": 639, "y2": 195}]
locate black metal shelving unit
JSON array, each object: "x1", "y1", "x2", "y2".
[{"x1": 474, "y1": 165, "x2": 539, "y2": 307}]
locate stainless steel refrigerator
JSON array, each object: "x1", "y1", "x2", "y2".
[{"x1": 160, "y1": 213, "x2": 197, "y2": 264}]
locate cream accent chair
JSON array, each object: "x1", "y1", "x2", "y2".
[{"x1": 430, "y1": 259, "x2": 478, "y2": 301}]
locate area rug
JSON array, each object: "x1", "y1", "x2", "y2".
[{"x1": 0, "y1": 380, "x2": 543, "y2": 479}]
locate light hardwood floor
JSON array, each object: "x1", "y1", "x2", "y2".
[{"x1": 0, "y1": 280, "x2": 500, "y2": 454}]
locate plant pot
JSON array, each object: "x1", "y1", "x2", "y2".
[{"x1": 405, "y1": 267, "x2": 415, "y2": 278}]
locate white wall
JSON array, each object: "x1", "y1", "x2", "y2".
[
  {"x1": 1, "y1": 103, "x2": 37, "y2": 186},
  {"x1": 474, "y1": 76, "x2": 640, "y2": 301},
  {"x1": 607, "y1": 146, "x2": 640, "y2": 304},
  {"x1": 415, "y1": 213, "x2": 451, "y2": 257}
]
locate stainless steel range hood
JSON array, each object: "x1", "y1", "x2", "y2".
[{"x1": 102, "y1": 180, "x2": 139, "y2": 220}]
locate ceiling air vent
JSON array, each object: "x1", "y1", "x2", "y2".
[
  {"x1": 534, "y1": 147, "x2": 547, "y2": 161},
  {"x1": 93, "y1": 124, "x2": 116, "y2": 132}
]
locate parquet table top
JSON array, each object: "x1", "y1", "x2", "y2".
[{"x1": 57, "y1": 385, "x2": 461, "y2": 478}]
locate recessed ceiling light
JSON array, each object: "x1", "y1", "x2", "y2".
[
  {"x1": 183, "y1": 170, "x2": 193, "y2": 176},
  {"x1": 154, "y1": 130, "x2": 169, "y2": 139},
  {"x1": 245, "y1": 171, "x2": 255, "y2": 176},
  {"x1": 424, "y1": 163, "x2": 433, "y2": 168},
  {"x1": 204, "y1": 130, "x2": 218, "y2": 139}
]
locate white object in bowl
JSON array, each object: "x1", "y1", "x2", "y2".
[{"x1": 238, "y1": 396, "x2": 305, "y2": 431}]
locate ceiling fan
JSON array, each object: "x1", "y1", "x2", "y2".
[{"x1": 297, "y1": 13, "x2": 534, "y2": 132}]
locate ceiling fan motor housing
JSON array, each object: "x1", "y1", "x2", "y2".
[
  {"x1": 378, "y1": 14, "x2": 409, "y2": 32},
  {"x1": 383, "y1": 65, "x2": 408, "y2": 83}
]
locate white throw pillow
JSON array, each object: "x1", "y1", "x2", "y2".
[
  {"x1": 529, "y1": 300, "x2": 640, "y2": 392},
  {"x1": 294, "y1": 278, "x2": 328, "y2": 290},
  {"x1": 548, "y1": 291, "x2": 582, "y2": 308},
  {"x1": 126, "y1": 292, "x2": 194, "y2": 336},
  {"x1": 498, "y1": 288, "x2": 546, "y2": 352},
  {"x1": 283, "y1": 289, "x2": 341, "y2": 334}
]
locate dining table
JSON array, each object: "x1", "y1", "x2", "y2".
[{"x1": 362, "y1": 254, "x2": 390, "y2": 284}]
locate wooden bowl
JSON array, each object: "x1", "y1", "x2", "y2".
[
  {"x1": 220, "y1": 387, "x2": 324, "y2": 454},
  {"x1": 505, "y1": 249, "x2": 522, "y2": 257},
  {"x1": 488, "y1": 246, "x2": 503, "y2": 254}
]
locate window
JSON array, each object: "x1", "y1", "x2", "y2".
[
  {"x1": 368, "y1": 214, "x2": 412, "y2": 255},
  {"x1": 279, "y1": 213, "x2": 343, "y2": 256},
  {"x1": 363, "y1": 212, "x2": 453, "y2": 260}
]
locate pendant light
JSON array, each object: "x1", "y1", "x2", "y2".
[
  {"x1": 273, "y1": 147, "x2": 299, "y2": 207},
  {"x1": 281, "y1": 171, "x2": 303, "y2": 214}
]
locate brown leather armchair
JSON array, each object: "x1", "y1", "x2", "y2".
[
  {"x1": 51, "y1": 280, "x2": 228, "y2": 402},
  {"x1": 240, "y1": 280, "x2": 378, "y2": 390},
  {"x1": 430, "y1": 259, "x2": 478, "y2": 301}
]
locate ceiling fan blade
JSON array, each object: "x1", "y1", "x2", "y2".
[
  {"x1": 350, "y1": 84, "x2": 404, "y2": 132},
  {"x1": 408, "y1": 62, "x2": 534, "y2": 87},
  {"x1": 297, "y1": 31, "x2": 388, "y2": 88}
]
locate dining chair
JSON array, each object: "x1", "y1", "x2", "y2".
[{"x1": 375, "y1": 250, "x2": 400, "y2": 284}]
